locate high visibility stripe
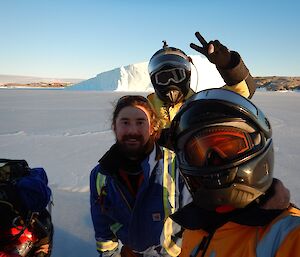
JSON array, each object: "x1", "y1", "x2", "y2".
[
  {"x1": 96, "y1": 240, "x2": 118, "y2": 252},
  {"x1": 170, "y1": 151, "x2": 176, "y2": 214},
  {"x1": 162, "y1": 217, "x2": 182, "y2": 257},
  {"x1": 95, "y1": 173, "x2": 122, "y2": 252},
  {"x1": 110, "y1": 222, "x2": 123, "y2": 235},
  {"x1": 163, "y1": 149, "x2": 176, "y2": 216},
  {"x1": 162, "y1": 148, "x2": 180, "y2": 256},
  {"x1": 256, "y1": 215, "x2": 300, "y2": 257},
  {"x1": 163, "y1": 149, "x2": 170, "y2": 219},
  {"x1": 163, "y1": 148, "x2": 176, "y2": 217},
  {"x1": 96, "y1": 172, "x2": 106, "y2": 196}
]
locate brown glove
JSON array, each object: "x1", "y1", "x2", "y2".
[{"x1": 120, "y1": 246, "x2": 138, "y2": 257}]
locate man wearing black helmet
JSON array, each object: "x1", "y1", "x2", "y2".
[
  {"x1": 163, "y1": 88, "x2": 300, "y2": 257},
  {"x1": 147, "y1": 31, "x2": 289, "y2": 212},
  {"x1": 147, "y1": 32, "x2": 256, "y2": 130}
]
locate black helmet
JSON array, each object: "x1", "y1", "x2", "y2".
[
  {"x1": 148, "y1": 41, "x2": 192, "y2": 105},
  {"x1": 169, "y1": 88, "x2": 273, "y2": 210}
]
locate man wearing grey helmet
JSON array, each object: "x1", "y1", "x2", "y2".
[{"x1": 163, "y1": 89, "x2": 298, "y2": 257}]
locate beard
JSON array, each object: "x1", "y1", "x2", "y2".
[{"x1": 117, "y1": 135, "x2": 155, "y2": 160}]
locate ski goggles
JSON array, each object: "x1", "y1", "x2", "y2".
[
  {"x1": 154, "y1": 68, "x2": 187, "y2": 86},
  {"x1": 184, "y1": 127, "x2": 258, "y2": 168}
]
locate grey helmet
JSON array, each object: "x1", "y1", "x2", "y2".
[
  {"x1": 169, "y1": 88, "x2": 273, "y2": 210},
  {"x1": 148, "y1": 41, "x2": 192, "y2": 105}
]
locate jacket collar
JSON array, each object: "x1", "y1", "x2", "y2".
[
  {"x1": 171, "y1": 201, "x2": 284, "y2": 233},
  {"x1": 99, "y1": 143, "x2": 162, "y2": 178}
]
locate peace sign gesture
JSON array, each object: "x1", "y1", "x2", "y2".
[{"x1": 190, "y1": 32, "x2": 232, "y2": 68}]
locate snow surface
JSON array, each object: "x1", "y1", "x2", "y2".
[
  {"x1": 67, "y1": 55, "x2": 225, "y2": 92},
  {"x1": 0, "y1": 89, "x2": 299, "y2": 257}
]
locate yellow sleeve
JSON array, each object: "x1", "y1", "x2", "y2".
[{"x1": 222, "y1": 80, "x2": 250, "y2": 98}]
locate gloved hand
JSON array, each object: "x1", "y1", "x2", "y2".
[
  {"x1": 190, "y1": 32, "x2": 232, "y2": 68},
  {"x1": 120, "y1": 246, "x2": 138, "y2": 257},
  {"x1": 100, "y1": 249, "x2": 121, "y2": 257},
  {"x1": 100, "y1": 253, "x2": 120, "y2": 257}
]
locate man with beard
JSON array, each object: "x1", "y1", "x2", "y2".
[{"x1": 90, "y1": 95, "x2": 191, "y2": 257}]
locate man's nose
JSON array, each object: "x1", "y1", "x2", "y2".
[{"x1": 128, "y1": 124, "x2": 138, "y2": 134}]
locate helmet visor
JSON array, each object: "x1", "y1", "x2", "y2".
[
  {"x1": 184, "y1": 127, "x2": 258, "y2": 168},
  {"x1": 154, "y1": 67, "x2": 187, "y2": 86}
]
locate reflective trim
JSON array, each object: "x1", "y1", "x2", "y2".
[
  {"x1": 256, "y1": 215, "x2": 300, "y2": 257},
  {"x1": 163, "y1": 148, "x2": 176, "y2": 218},
  {"x1": 96, "y1": 172, "x2": 106, "y2": 196},
  {"x1": 110, "y1": 222, "x2": 123, "y2": 235},
  {"x1": 162, "y1": 148, "x2": 180, "y2": 256},
  {"x1": 163, "y1": 149, "x2": 170, "y2": 218},
  {"x1": 170, "y1": 151, "x2": 176, "y2": 213},
  {"x1": 96, "y1": 240, "x2": 118, "y2": 252},
  {"x1": 162, "y1": 217, "x2": 182, "y2": 257}
]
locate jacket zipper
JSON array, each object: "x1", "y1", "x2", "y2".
[{"x1": 115, "y1": 182, "x2": 133, "y2": 212}]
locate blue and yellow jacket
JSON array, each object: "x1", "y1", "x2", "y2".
[{"x1": 90, "y1": 144, "x2": 192, "y2": 256}]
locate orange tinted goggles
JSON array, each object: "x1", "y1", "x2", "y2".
[{"x1": 185, "y1": 127, "x2": 255, "y2": 168}]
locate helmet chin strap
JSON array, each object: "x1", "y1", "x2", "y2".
[{"x1": 166, "y1": 89, "x2": 184, "y2": 105}]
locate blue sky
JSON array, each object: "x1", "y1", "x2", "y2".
[{"x1": 0, "y1": 0, "x2": 299, "y2": 79}]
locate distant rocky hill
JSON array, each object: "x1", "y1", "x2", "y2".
[
  {"x1": 0, "y1": 74, "x2": 84, "y2": 86},
  {"x1": 4, "y1": 76, "x2": 299, "y2": 92},
  {"x1": 254, "y1": 76, "x2": 300, "y2": 91},
  {"x1": 1, "y1": 73, "x2": 299, "y2": 92},
  {"x1": 1, "y1": 82, "x2": 72, "y2": 88}
]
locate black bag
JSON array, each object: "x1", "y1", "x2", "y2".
[
  {"x1": 0, "y1": 159, "x2": 30, "y2": 230},
  {"x1": 0, "y1": 159, "x2": 30, "y2": 182},
  {"x1": 0, "y1": 159, "x2": 54, "y2": 257}
]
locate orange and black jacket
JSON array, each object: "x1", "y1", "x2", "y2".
[{"x1": 167, "y1": 201, "x2": 300, "y2": 257}]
